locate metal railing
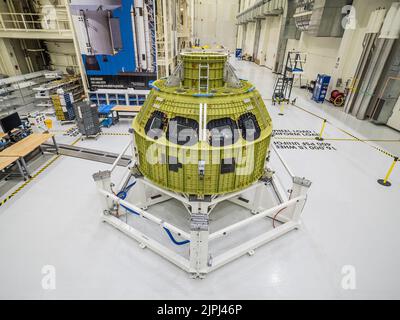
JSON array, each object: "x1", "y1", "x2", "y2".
[
  {"x1": 0, "y1": 11, "x2": 71, "y2": 34},
  {"x1": 236, "y1": 0, "x2": 284, "y2": 24}
]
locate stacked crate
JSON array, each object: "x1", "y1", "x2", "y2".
[
  {"x1": 74, "y1": 101, "x2": 101, "y2": 138},
  {"x1": 51, "y1": 94, "x2": 66, "y2": 121},
  {"x1": 51, "y1": 92, "x2": 75, "y2": 121},
  {"x1": 61, "y1": 92, "x2": 75, "y2": 120}
]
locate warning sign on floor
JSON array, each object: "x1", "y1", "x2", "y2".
[
  {"x1": 272, "y1": 129, "x2": 319, "y2": 137},
  {"x1": 273, "y1": 141, "x2": 337, "y2": 151}
]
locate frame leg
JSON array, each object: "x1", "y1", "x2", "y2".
[
  {"x1": 93, "y1": 170, "x2": 115, "y2": 218},
  {"x1": 287, "y1": 177, "x2": 312, "y2": 225},
  {"x1": 189, "y1": 201, "x2": 210, "y2": 278},
  {"x1": 251, "y1": 183, "x2": 263, "y2": 214},
  {"x1": 16, "y1": 159, "x2": 28, "y2": 181},
  {"x1": 133, "y1": 179, "x2": 150, "y2": 209},
  {"x1": 19, "y1": 157, "x2": 32, "y2": 179},
  {"x1": 114, "y1": 110, "x2": 119, "y2": 124},
  {"x1": 52, "y1": 136, "x2": 59, "y2": 155},
  {"x1": 115, "y1": 111, "x2": 120, "y2": 122}
]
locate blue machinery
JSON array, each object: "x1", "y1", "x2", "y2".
[{"x1": 312, "y1": 74, "x2": 331, "y2": 103}]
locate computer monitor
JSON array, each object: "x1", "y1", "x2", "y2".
[{"x1": 0, "y1": 112, "x2": 22, "y2": 134}]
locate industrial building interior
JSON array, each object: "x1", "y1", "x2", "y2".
[{"x1": 0, "y1": 0, "x2": 399, "y2": 300}]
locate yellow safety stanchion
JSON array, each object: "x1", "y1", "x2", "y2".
[
  {"x1": 378, "y1": 157, "x2": 398, "y2": 187},
  {"x1": 315, "y1": 119, "x2": 327, "y2": 141},
  {"x1": 278, "y1": 101, "x2": 284, "y2": 116}
]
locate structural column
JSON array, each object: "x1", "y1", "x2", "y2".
[
  {"x1": 93, "y1": 170, "x2": 115, "y2": 219},
  {"x1": 189, "y1": 203, "x2": 210, "y2": 278},
  {"x1": 288, "y1": 177, "x2": 312, "y2": 224}
]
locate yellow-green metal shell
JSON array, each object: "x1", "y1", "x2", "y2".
[
  {"x1": 132, "y1": 52, "x2": 272, "y2": 196},
  {"x1": 181, "y1": 52, "x2": 227, "y2": 90}
]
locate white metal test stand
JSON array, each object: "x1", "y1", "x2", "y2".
[{"x1": 93, "y1": 133, "x2": 311, "y2": 279}]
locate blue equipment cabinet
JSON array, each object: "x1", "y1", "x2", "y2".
[
  {"x1": 312, "y1": 74, "x2": 331, "y2": 103},
  {"x1": 235, "y1": 48, "x2": 243, "y2": 59}
]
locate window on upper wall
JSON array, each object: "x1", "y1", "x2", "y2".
[
  {"x1": 238, "y1": 113, "x2": 261, "y2": 141},
  {"x1": 145, "y1": 111, "x2": 166, "y2": 140},
  {"x1": 207, "y1": 118, "x2": 239, "y2": 147},
  {"x1": 167, "y1": 116, "x2": 199, "y2": 146}
]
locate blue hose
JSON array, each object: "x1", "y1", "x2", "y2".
[
  {"x1": 117, "y1": 180, "x2": 190, "y2": 245},
  {"x1": 125, "y1": 182, "x2": 136, "y2": 191},
  {"x1": 163, "y1": 227, "x2": 190, "y2": 246},
  {"x1": 117, "y1": 181, "x2": 137, "y2": 200}
]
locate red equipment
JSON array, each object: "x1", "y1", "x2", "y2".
[{"x1": 330, "y1": 90, "x2": 345, "y2": 107}]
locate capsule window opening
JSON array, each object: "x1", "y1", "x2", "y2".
[
  {"x1": 238, "y1": 113, "x2": 261, "y2": 141},
  {"x1": 150, "y1": 117, "x2": 162, "y2": 130},
  {"x1": 167, "y1": 116, "x2": 199, "y2": 146},
  {"x1": 145, "y1": 111, "x2": 166, "y2": 140},
  {"x1": 207, "y1": 118, "x2": 239, "y2": 147}
]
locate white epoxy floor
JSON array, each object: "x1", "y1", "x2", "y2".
[{"x1": 1, "y1": 60, "x2": 400, "y2": 299}]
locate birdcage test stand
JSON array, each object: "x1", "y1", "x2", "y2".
[{"x1": 93, "y1": 133, "x2": 312, "y2": 279}]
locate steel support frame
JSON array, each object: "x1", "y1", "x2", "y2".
[
  {"x1": 0, "y1": 158, "x2": 27, "y2": 181},
  {"x1": 16, "y1": 136, "x2": 60, "y2": 179},
  {"x1": 93, "y1": 145, "x2": 311, "y2": 279}
]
